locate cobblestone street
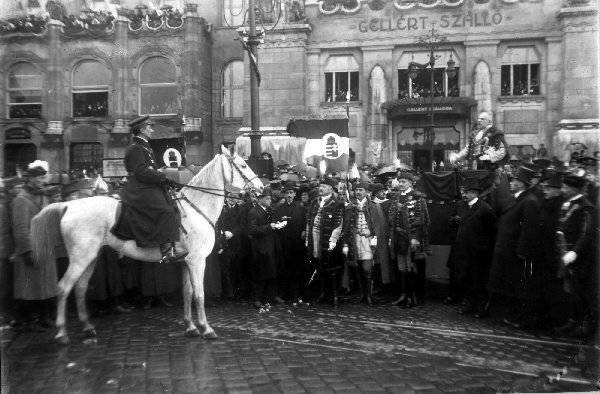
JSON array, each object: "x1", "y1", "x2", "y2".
[{"x1": 2, "y1": 298, "x2": 598, "y2": 393}]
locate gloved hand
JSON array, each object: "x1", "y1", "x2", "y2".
[
  {"x1": 224, "y1": 231, "x2": 233, "y2": 240},
  {"x1": 21, "y1": 251, "x2": 34, "y2": 267},
  {"x1": 370, "y1": 236, "x2": 378, "y2": 247},
  {"x1": 342, "y1": 245, "x2": 349, "y2": 256},
  {"x1": 562, "y1": 251, "x2": 577, "y2": 266}
]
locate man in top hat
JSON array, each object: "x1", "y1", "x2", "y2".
[
  {"x1": 453, "y1": 176, "x2": 497, "y2": 317},
  {"x1": 247, "y1": 187, "x2": 286, "y2": 308},
  {"x1": 216, "y1": 185, "x2": 244, "y2": 300},
  {"x1": 450, "y1": 112, "x2": 508, "y2": 169},
  {"x1": 342, "y1": 182, "x2": 379, "y2": 306},
  {"x1": 305, "y1": 181, "x2": 345, "y2": 306},
  {"x1": 111, "y1": 115, "x2": 187, "y2": 264},
  {"x1": 553, "y1": 173, "x2": 596, "y2": 337},
  {"x1": 10, "y1": 160, "x2": 58, "y2": 330},
  {"x1": 487, "y1": 166, "x2": 541, "y2": 327},
  {"x1": 273, "y1": 182, "x2": 306, "y2": 303},
  {"x1": 388, "y1": 171, "x2": 430, "y2": 307}
]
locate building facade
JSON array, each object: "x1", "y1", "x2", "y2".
[{"x1": 1, "y1": 0, "x2": 598, "y2": 176}]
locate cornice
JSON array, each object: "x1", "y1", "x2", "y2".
[{"x1": 557, "y1": 5, "x2": 598, "y2": 19}]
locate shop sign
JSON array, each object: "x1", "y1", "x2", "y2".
[
  {"x1": 6, "y1": 129, "x2": 31, "y2": 140},
  {"x1": 102, "y1": 158, "x2": 128, "y2": 178},
  {"x1": 357, "y1": 10, "x2": 504, "y2": 32}
]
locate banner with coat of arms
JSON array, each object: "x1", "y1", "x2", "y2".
[{"x1": 286, "y1": 118, "x2": 349, "y2": 173}]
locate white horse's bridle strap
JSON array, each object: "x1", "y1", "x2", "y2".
[{"x1": 179, "y1": 194, "x2": 216, "y2": 229}]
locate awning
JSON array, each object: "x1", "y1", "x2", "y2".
[
  {"x1": 397, "y1": 127, "x2": 460, "y2": 150},
  {"x1": 235, "y1": 132, "x2": 307, "y2": 164},
  {"x1": 554, "y1": 126, "x2": 599, "y2": 161},
  {"x1": 382, "y1": 97, "x2": 477, "y2": 120}
]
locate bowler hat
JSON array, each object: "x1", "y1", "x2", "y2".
[
  {"x1": 461, "y1": 177, "x2": 482, "y2": 192},
  {"x1": 563, "y1": 174, "x2": 587, "y2": 189},
  {"x1": 513, "y1": 166, "x2": 536, "y2": 186},
  {"x1": 541, "y1": 169, "x2": 562, "y2": 188},
  {"x1": 128, "y1": 115, "x2": 154, "y2": 131}
]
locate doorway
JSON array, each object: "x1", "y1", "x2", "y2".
[
  {"x1": 4, "y1": 143, "x2": 36, "y2": 176},
  {"x1": 413, "y1": 149, "x2": 445, "y2": 172}
]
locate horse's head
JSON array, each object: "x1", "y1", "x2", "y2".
[{"x1": 220, "y1": 145, "x2": 263, "y2": 194}]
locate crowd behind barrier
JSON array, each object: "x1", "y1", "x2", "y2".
[{"x1": 0, "y1": 154, "x2": 598, "y2": 342}]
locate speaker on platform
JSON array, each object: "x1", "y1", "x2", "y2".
[{"x1": 247, "y1": 156, "x2": 273, "y2": 180}]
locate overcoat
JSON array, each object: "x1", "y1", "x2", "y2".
[
  {"x1": 273, "y1": 200, "x2": 306, "y2": 278},
  {"x1": 112, "y1": 136, "x2": 179, "y2": 247},
  {"x1": 558, "y1": 195, "x2": 595, "y2": 280},
  {"x1": 373, "y1": 199, "x2": 394, "y2": 284},
  {"x1": 216, "y1": 204, "x2": 243, "y2": 258},
  {"x1": 453, "y1": 199, "x2": 496, "y2": 292},
  {"x1": 10, "y1": 187, "x2": 58, "y2": 300},
  {"x1": 248, "y1": 204, "x2": 279, "y2": 281},
  {"x1": 487, "y1": 188, "x2": 540, "y2": 299}
]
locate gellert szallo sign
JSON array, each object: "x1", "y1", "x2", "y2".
[{"x1": 357, "y1": 11, "x2": 504, "y2": 32}]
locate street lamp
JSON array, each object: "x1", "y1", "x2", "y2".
[
  {"x1": 234, "y1": 0, "x2": 285, "y2": 161},
  {"x1": 407, "y1": 27, "x2": 455, "y2": 171}
]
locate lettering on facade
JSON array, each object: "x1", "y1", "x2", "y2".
[
  {"x1": 406, "y1": 106, "x2": 454, "y2": 112},
  {"x1": 357, "y1": 11, "x2": 504, "y2": 32},
  {"x1": 5, "y1": 129, "x2": 31, "y2": 140}
]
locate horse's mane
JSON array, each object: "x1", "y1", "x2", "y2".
[{"x1": 186, "y1": 154, "x2": 223, "y2": 190}]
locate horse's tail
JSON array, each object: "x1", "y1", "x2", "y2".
[{"x1": 31, "y1": 202, "x2": 68, "y2": 264}]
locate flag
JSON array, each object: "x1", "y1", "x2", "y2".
[{"x1": 287, "y1": 119, "x2": 349, "y2": 173}]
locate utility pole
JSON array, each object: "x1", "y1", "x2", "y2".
[{"x1": 247, "y1": 0, "x2": 261, "y2": 159}]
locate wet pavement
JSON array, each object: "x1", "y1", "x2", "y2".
[{"x1": 2, "y1": 297, "x2": 599, "y2": 393}]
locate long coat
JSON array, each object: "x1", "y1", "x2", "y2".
[
  {"x1": 453, "y1": 199, "x2": 496, "y2": 292},
  {"x1": 248, "y1": 204, "x2": 279, "y2": 281},
  {"x1": 273, "y1": 200, "x2": 306, "y2": 278},
  {"x1": 10, "y1": 187, "x2": 57, "y2": 300},
  {"x1": 487, "y1": 189, "x2": 540, "y2": 299},
  {"x1": 558, "y1": 195, "x2": 595, "y2": 281},
  {"x1": 373, "y1": 200, "x2": 394, "y2": 284},
  {"x1": 216, "y1": 204, "x2": 244, "y2": 259},
  {"x1": 112, "y1": 136, "x2": 179, "y2": 247}
]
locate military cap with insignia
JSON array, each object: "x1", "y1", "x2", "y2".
[{"x1": 128, "y1": 115, "x2": 154, "y2": 133}]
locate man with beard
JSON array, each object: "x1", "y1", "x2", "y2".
[
  {"x1": 306, "y1": 182, "x2": 345, "y2": 307},
  {"x1": 342, "y1": 182, "x2": 378, "y2": 306},
  {"x1": 450, "y1": 112, "x2": 508, "y2": 169},
  {"x1": 273, "y1": 183, "x2": 306, "y2": 303},
  {"x1": 453, "y1": 176, "x2": 496, "y2": 317},
  {"x1": 487, "y1": 166, "x2": 540, "y2": 327},
  {"x1": 554, "y1": 174, "x2": 596, "y2": 337}
]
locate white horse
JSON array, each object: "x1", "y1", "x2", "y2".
[{"x1": 30, "y1": 147, "x2": 262, "y2": 344}]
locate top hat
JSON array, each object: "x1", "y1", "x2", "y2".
[{"x1": 461, "y1": 176, "x2": 482, "y2": 192}]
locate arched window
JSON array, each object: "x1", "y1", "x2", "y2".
[
  {"x1": 223, "y1": 0, "x2": 245, "y2": 27},
  {"x1": 7, "y1": 62, "x2": 42, "y2": 119},
  {"x1": 72, "y1": 60, "x2": 110, "y2": 118},
  {"x1": 222, "y1": 60, "x2": 244, "y2": 118},
  {"x1": 501, "y1": 47, "x2": 540, "y2": 96},
  {"x1": 324, "y1": 55, "x2": 360, "y2": 102},
  {"x1": 139, "y1": 56, "x2": 178, "y2": 115}
]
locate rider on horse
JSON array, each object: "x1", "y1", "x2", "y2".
[{"x1": 111, "y1": 115, "x2": 188, "y2": 264}]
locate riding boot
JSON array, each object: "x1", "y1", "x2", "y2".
[
  {"x1": 392, "y1": 271, "x2": 408, "y2": 306},
  {"x1": 159, "y1": 242, "x2": 188, "y2": 264},
  {"x1": 404, "y1": 272, "x2": 416, "y2": 308},
  {"x1": 355, "y1": 266, "x2": 366, "y2": 303},
  {"x1": 331, "y1": 273, "x2": 339, "y2": 308},
  {"x1": 364, "y1": 267, "x2": 373, "y2": 307}
]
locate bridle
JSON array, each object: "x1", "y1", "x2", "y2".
[{"x1": 175, "y1": 154, "x2": 260, "y2": 229}]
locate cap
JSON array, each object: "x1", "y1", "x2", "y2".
[
  {"x1": 128, "y1": 115, "x2": 154, "y2": 131},
  {"x1": 563, "y1": 174, "x2": 587, "y2": 189}
]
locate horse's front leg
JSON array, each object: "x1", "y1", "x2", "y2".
[
  {"x1": 182, "y1": 263, "x2": 200, "y2": 337},
  {"x1": 188, "y1": 258, "x2": 217, "y2": 339}
]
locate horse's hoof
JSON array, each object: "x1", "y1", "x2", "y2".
[
  {"x1": 55, "y1": 335, "x2": 70, "y2": 345},
  {"x1": 184, "y1": 328, "x2": 201, "y2": 338},
  {"x1": 82, "y1": 328, "x2": 97, "y2": 338},
  {"x1": 203, "y1": 331, "x2": 218, "y2": 340}
]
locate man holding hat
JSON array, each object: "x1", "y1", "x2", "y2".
[
  {"x1": 554, "y1": 173, "x2": 596, "y2": 337},
  {"x1": 453, "y1": 176, "x2": 496, "y2": 316},
  {"x1": 111, "y1": 115, "x2": 187, "y2": 264},
  {"x1": 10, "y1": 160, "x2": 58, "y2": 330},
  {"x1": 273, "y1": 183, "x2": 306, "y2": 303},
  {"x1": 306, "y1": 181, "x2": 345, "y2": 306},
  {"x1": 487, "y1": 166, "x2": 541, "y2": 327},
  {"x1": 248, "y1": 187, "x2": 286, "y2": 308}
]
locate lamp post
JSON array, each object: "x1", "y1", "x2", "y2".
[
  {"x1": 235, "y1": 0, "x2": 284, "y2": 160},
  {"x1": 407, "y1": 27, "x2": 456, "y2": 171}
]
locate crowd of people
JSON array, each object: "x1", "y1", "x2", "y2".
[{"x1": 0, "y1": 138, "x2": 598, "y2": 342}]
